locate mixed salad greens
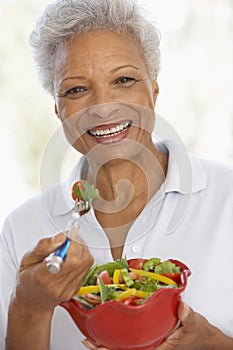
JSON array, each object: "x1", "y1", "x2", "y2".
[
  {"x1": 72, "y1": 180, "x2": 99, "y2": 202},
  {"x1": 73, "y1": 258, "x2": 182, "y2": 309}
]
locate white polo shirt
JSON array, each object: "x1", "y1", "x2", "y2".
[{"x1": 0, "y1": 139, "x2": 233, "y2": 350}]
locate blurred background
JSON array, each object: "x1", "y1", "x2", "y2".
[{"x1": 0, "y1": 0, "x2": 233, "y2": 228}]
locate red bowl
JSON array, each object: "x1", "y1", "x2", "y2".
[{"x1": 61, "y1": 259, "x2": 191, "y2": 350}]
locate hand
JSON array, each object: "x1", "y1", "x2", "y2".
[
  {"x1": 82, "y1": 302, "x2": 233, "y2": 350},
  {"x1": 6, "y1": 231, "x2": 94, "y2": 349},
  {"x1": 82, "y1": 339, "x2": 110, "y2": 350},
  {"x1": 11, "y1": 231, "x2": 94, "y2": 314},
  {"x1": 156, "y1": 302, "x2": 233, "y2": 350}
]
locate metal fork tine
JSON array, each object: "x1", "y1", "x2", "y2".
[{"x1": 74, "y1": 199, "x2": 90, "y2": 212}]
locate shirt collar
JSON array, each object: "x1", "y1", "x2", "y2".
[
  {"x1": 53, "y1": 139, "x2": 206, "y2": 216},
  {"x1": 160, "y1": 139, "x2": 206, "y2": 195}
]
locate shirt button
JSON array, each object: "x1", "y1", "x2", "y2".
[{"x1": 132, "y1": 244, "x2": 140, "y2": 253}]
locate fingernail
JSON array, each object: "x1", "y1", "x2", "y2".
[{"x1": 81, "y1": 339, "x2": 97, "y2": 350}]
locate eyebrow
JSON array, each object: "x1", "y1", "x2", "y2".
[
  {"x1": 110, "y1": 64, "x2": 140, "y2": 73},
  {"x1": 60, "y1": 76, "x2": 87, "y2": 84},
  {"x1": 59, "y1": 64, "x2": 140, "y2": 85}
]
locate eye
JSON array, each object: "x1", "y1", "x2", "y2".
[
  {"x1": 65, "y1": 86, "x2": 87, "y2": 97},
  {"x1": 115, "y1": 76, "x2": 137, "y2": 86}
]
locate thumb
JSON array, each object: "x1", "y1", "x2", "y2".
[
  {"x1": 35, "y1": 233, "x2": 67, "y2": 259},
  {"x1": 178, "y1": 301, "x2": 192, "y2": 324},
  {"x1": 21, "y1": 233, "x2": 67, "y2": 265}
]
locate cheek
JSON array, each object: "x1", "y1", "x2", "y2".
[
  {"x1": 59, "y1": 112, "x2": 96, "y2": 155},
  {"x1": 56, "y1": 104, "x2": 83, "y2": 147},
  {"x1": 72, "y1": 135, "x2": 90, "y2": 155},
  {"x1": 143, "y1": 87, "x2": 156, "y2": 108},
  {"x1": 62, "y1": 124, "x2": 94, "y2": 155},
  {"x1": 55, "y1": 101, "x2": 67, "y2": 121},
  {"x1": 129, "y1": 85, "x2": 155, "y2": 110},
  {"x1": 129, "y1": 105, "x2": 155, "y2": 140},
  {"x1": 56, "y1": 99, "x2": 80, "y2": 122}
]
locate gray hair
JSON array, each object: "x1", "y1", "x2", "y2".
[{"x1": 29, "y1": 0, "x2": 161, "y2": 96}]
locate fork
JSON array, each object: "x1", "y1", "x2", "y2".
[{"x1": 46, "y1": 199, "x2": 90, "y2": 274}]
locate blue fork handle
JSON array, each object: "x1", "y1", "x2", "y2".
[{"x1": 46, "y1": 237, "x2": 71, "y2": 274}]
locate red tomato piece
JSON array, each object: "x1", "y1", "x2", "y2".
[
  {"x1": 84, "y1": 294, "x2": 101, "y2": 306},
  {"x1": 161, "y1": 273, "x2": 181, "y2": 284},
  {"x1": 127, "y1": 259, "x2": 148, "y2": 270},
  {"x1": 71, "y1": 180, "x2": 84, "y2": 201},
  {"x1": 120, "y1": 296, "x2": 144, "y2": 306},
  {"x1": 97, "y1": 270, "x2": 113, "y2": 285}
]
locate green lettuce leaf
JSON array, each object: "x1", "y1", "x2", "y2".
[{"x1": 153, "y1": 260, "x2": 181, "y2": 274}]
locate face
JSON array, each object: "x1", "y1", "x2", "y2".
[{"x1": 53, "y1": 30, "x2": 159, "y2": 162}]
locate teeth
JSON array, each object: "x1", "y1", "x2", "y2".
[{"x1": 89, "y1": 121, "x2": 131, "y2": 137}]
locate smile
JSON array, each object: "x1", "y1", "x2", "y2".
[{"x1": 88, "y1": 121, "x2": 132, "y2": 138}]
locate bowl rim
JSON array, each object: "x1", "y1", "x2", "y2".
[{"x1": 61, "y1": 258, "x2": 191, "y2": 314}]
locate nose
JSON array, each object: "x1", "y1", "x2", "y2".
[{"x1": 88, "y1": 102, "x2": 120, "y2": 119}]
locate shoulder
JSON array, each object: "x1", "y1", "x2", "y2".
[
  {"x1": 1, "y1": 157, "x2": 85, "y2": 256},
  {"x1": 1, "y1": 182, "x2": 70, "y2": 264},
  {"x1": 2, "y1": 181, "x2": 67, "y2": 240},
  {"x1": 197, "y1": 156, "x2": 233, "y2": 190},
  {"x1": 5, "y1": 184, "x2": 59, "y2": 223},
  {"x1": 198, "y1": 156, "x2": 233, "y2": 173},
  {"x1": 188, "y1": 155, "x2": 233, "y2": 211}
]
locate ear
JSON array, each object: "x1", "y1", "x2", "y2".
[{"x1": 152, "y1": 81, "x2": 159, "y2": 105}]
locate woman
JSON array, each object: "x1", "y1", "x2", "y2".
[{"x1": 0, "y1": 0, "x2": 233, "y2": 349}]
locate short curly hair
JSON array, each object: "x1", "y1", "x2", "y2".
[{"x1": 29, "y1": 0, "x2": 161, "y2": 96}]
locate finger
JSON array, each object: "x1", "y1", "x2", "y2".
[
  {"x1": 56, "y1": 262, "x2": 91, "y2": 298},
  {"x1": 81, "y1": 339, "x2": 110, "y2": 350},
  {"x1": 22, "y1": 233, "x2": 67, "y2": 265},
  {"x1": 178, "y1": 301, "x2": 193, "y2": 324},
  {"x1": 45, "y1": 241, "x2": 93, "y2": 299},
  {"x1": 153, "y1": 303, "x2": 194, "y2": 349},
  {"x1": 82, "y1": 339, "x2": 97, "y2": 349},
  {"x1": 66, "y1": 236, "x2": 93, "y2": 269},
  {"x1": 33, "y1": 233, "x2": 67, "y2": 259}
]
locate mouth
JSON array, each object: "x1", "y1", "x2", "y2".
[{"x1": 87, "y1": 120, "x2": 132, "y2": 143}]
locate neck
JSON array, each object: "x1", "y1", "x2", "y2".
[
  {"x1": 84, "y1": 141, "x2": 168, "y2": 260},
  {"x1": 86, "y1": 141, "x2": 168, "y2": 218}
]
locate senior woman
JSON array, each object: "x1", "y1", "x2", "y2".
[{"x1": 1, "y1": 0, "x2": 233, "y2": 349}]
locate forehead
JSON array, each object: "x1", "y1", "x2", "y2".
[{"x1": 54, "y1": 30, "x2": 147, "y2": 72}]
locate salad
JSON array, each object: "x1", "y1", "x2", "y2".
[
  {"x1": 73, "y1": 258, "x2": 182, "y2": 309},
  {"x1": 72, "y1": 180, "x2": 99, "y2": 202}
]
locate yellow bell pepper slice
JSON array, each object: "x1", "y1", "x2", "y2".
[
  {"x1": 76, "y1": 284, "x2": 126, "y2": 295},
  {"x1": 134, "y1": 290, "x2": 150, "y2": 299},
  {"x1": 117, "y1": 288, "x2": 137, "y2": 300},
  {"x1": 77, "y1": 285, "x2": 101, "y2": 295},
  {"x1": 129, "y1": 268, "x2": 178, "y2": 287},
  {"x1": 116, "y1": 289, "x2": 150, "y2": 300},
  {"x1": 113, "y1": 269, "x2": 121, "y2": 284}
]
